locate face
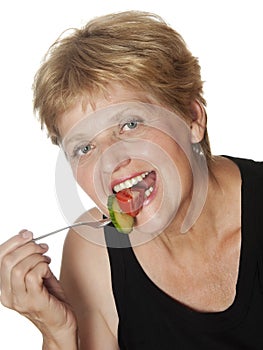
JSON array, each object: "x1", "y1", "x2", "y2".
[{"x1": 58, "y1": 84, "x2": 208, "y2": 244}]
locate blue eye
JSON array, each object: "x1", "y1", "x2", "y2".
[
  {"x1": 121, "y1": 120, "x2": 139, "y2": 132},
  {"x1": 80, "y1": 145, "x2": 91, "y2": 154},
  {"x1": 72, "y1": 143, "x2": 94, "y2": 158}
]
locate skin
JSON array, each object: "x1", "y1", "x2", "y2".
[
  {"x1": 0, "y1": 231, "x2": 78, "y2": 349},
  {"x1": 0, "y1": 84, "x2": 241, "y2": 349}
]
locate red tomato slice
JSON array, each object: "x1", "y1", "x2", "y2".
[{"x1": 116, "y1": 188, "x2": 144, "y2": 217}]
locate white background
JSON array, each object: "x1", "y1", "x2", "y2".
[{"x1": 0, "y1": 0, "x2": 262, "y2": 348}]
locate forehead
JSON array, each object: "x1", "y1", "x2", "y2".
[{"x1": 58, "y1": 83, "x2": 156, "y2": 139}]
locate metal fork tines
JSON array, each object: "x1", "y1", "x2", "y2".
[{"x1": 32, "y1": 218, "x2": 111, "y2": 242}]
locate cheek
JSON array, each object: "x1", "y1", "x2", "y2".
[
  {"x1": 152, "y1": 136, "x2": 193, "y2": 204},
  {"x1": 74, "y1": 163, "x2": 110, "y2": 214},
  {"x1": 75, "y1": 165, "x2": 95, "y2": 197},
  {"x1": 155, "y1": 135, "x2": 188, "y2": 170}
]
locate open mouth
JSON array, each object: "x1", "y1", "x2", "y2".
[
  {"x1": 112, "y1": 171, "x2": 156, "y2": 198},
  {"x1": 110, "y1": 170, "x2": 156, "y2": 220},
  {"x1": 107, "y1": 171, "x2": 157, "y2": 233}
]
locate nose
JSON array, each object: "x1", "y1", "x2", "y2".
[
  {"x1": 99, "y1": 145, "x2": 131, "y2": 174},
  {"x1": 96, "y1": 132, "x2": 132, "y2": 175},
  {"x1": 113, "y1": 158, "x2": 131, "y2": 172}
]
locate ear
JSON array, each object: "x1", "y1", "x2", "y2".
[{"x1": 190, "y1": 100, "x2": 207, "y2": 143}]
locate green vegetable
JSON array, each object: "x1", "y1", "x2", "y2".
[{"x1": 107, "y1": 195, "x2": 135, "y2": 234}]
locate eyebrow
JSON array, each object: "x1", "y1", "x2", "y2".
[
  {"x1": 63, "y1": 133, "x2": 91, "y2": 148},
  {"x1": 62, "y1": 103, "x2": 152, "y2": 146}
]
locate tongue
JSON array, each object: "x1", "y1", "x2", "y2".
[
  {"x1": 133, "y1": 171, "x2": 156, "y2": 190},
  {"x1": 115, "y1": 171, "x2": 156, "y2": 217}
]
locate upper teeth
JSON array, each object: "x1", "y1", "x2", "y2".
[{"x1": 113, "y1": 171, "x2": 149, "y2": 193}]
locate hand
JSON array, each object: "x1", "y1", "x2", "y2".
[{"x1": 0, "y1": 230, "x2": 77, "y2": 348}]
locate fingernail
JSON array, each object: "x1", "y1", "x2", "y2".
[
  {"x1": 19, "y1": 229, "x2": 28, "y2": 234},
  {"x1": 20, "y1": 230, "x2": 32, "y2": 239},
  {"x1": 39, "y1": 243, "x2": 49, "y2": 250},
  {"x1": 44, "y1": 255, "x2": 51, "y2": 263}
]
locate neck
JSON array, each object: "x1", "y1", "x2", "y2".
[{"x1": 157, "y1": 156, "x2": 241, "y2": 257}]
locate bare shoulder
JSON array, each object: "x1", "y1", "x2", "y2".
[
  {"x1": 211, "y1": 156, "x2": 242, "y2": 190},
  {"x1": 60, "y1": 207, "x2": 119, "y2": 345}
]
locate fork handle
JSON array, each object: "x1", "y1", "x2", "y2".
[
  {"x1": 32, "y1": 222, "x2": 87, "y2": 242},
  {"x1": 32, "y1": 219, "x2": 111, "y2": 242}
]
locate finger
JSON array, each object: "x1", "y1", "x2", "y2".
[
  {"x1": 1, "y1": 241, "x2": 48, "y2": 279},
  {"x1": 0, "y1": 230, "x2": 33, "y2": 260},
  {"x1": 2, "y1": 260, "x2": 52, "y2": 314},
  {"x1": 24, "y1": 261, "x2": 53, "y2": 307},
  {"x1": 43, "y1": 272, "x2": 66, "y2": 302},
  {"x1": 10, "y1": 254, "x2": 51, "y2": 301},
  {"x1": 20, "y1": 263, "x2": 70, "y2": 328},
  {"x1": 0, "y1": 242, "x2": 49, "y2": 299},
  {"x1": 1, "y1": 254, "x2": 51, "y2": 309}
]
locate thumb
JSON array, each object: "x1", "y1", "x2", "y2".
[{"x1": 43, "y1": 271, "x2": 67, "y2": 303}]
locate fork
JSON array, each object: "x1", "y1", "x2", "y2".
[{"x1": 32, "y1": 218, "x2": 111, "y2": 241}]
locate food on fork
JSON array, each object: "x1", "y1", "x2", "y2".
[
  {"x1": 107, "y1": 171, "x2": 156, "y2": 233},
  {"x1": 107, "y1": 194, "x2": 136, "y2": 234}
]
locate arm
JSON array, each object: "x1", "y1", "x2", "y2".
[
  {"x1": 60, "y1": 209, "x2": 119, "y2": 350},
  {"x1": 0, "y1": 230, "x2": 78, "y2": 350}
]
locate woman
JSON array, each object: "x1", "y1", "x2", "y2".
[{"x1": 1, "y1": 11, "x2": 263, "y2": 349}]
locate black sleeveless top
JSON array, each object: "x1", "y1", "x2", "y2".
[{"x1": 104, "y1": 157, "x2": 263, "y2": 349}]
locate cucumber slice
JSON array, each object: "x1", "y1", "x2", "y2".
[{"x1": 107, "y1": 195, "x2": 135, "y2": 234}]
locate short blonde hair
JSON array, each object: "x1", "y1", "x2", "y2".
[{"x1": 33, "y1": 10, "x2": 211, "y2": 159}]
